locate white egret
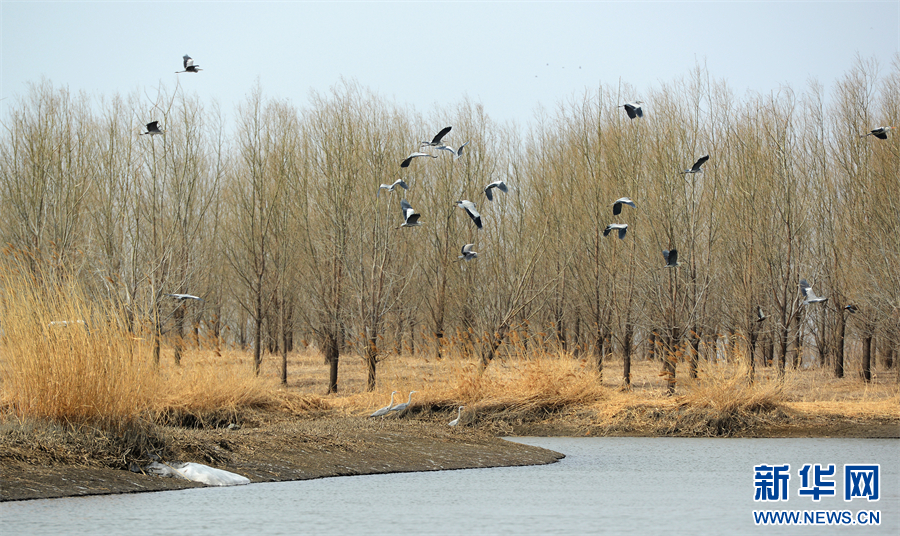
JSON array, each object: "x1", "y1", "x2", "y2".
[
  {"x1": 860, "y1": 126, "x2": 894, "y2": 139},
  {"x1": 398, "y1": 199, "x2": 422, "y2": 228},
  {"x1": 389, "y1": 391, "x2": 417, "y2": 414},
  {"x1": 141, "y1": 121, "x2": 164, "y2": 136},
  {"x1": 662, "y1": 249, "x2": 680, "y2": 268},
  {"x1": 799, "y1": 279, "x2": 828, "y2": 305},
  {"x1": 603, "y1": 223, "x2": 628, "y2": 240},
  {"x1": 620, "y1": 101, "x2": 643, "y2": 119},
  {"x1": 421, "y1": 126, "x2": 452, "y2": 147},
  {"x1": 612, "y1": 197, "x2": 636, "y2": 215},
  {"x1": 369, "y1": 391, "x2": 399, "y2": 418},
  {"x1": 448, "y1": 406, "x2": 465, "y2": 427},
  {"x1": 684, "y1": 155, "x2": 709, "y2": 174},
  {"x1": 458, "y1": 243, "x2": 478, "y2": 261},
  {"x1": 378, "y1": 178, "x2": 409, "y2": 196},
  {"x1": 455, "y1": 200, "x2": 482, "y2": 229},
  {"x1": 176, "y1": 55, "x2": 201, "y2": 73},
  {"x1": 401, "y1": 152, "x2": 437, "y2": 168},
  {"x1": 483, "y1": 180, "x2": 508, "y2": 201},
  {"x1": 436, "y1": 140, "x2": 470, "y2": 159}
]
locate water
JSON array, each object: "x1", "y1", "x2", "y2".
[{"x1": 2, "y1": 438, "x2": 896, "y2": 535}]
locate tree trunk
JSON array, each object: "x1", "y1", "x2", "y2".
[
  {"x1": 622, "y1": 320, "x2": 633, "y2": 388},
  {"x1": 325, "y1": 331, "x2": 339, "y2": 393},
  {"x1": 173, "y1": 301, "x2": 185, "y2": 366},
  {"x1": 365, "y1": 326, "x2": 377, "y2": 392},
  {"x1": 862, "y1": 334, "x2": 872, "y2": 383},
  {"x1": 834, "y1": 311, "x2": 846, "y2": 378}
]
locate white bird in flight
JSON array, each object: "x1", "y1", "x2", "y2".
[
  {"x1": 369, "y1": 391, "x2": 398, "y2": 418},
  {"x1": 448, "y1": 406, "x2": 465, "y2": 427},
  {"x1": 401, "y1": 152, "x2": 437, "y2": 168},
  {"x1": 176, "y1": 55, "x2": 201, "y2": 73},
  {"x1": 458, "y1": 244, "x2": 478, "y2": 261},
  {"x1": 378, "y1": 178, "x2": 409, "y2": 196},
  {"x1": 483, "y1": 180, "x2": 509, "y2": 201},
  {"x1": 421, "y1": 126, "x2": 452, "y2": 147},
  {"x1": 437, "y1": 140, "x2": 470, "y2": 159},
  {"x1": 398, "y1": 199, "x2": 422, "y2": 228},
  {"x1": 799, "y1": 279, "x2": 828, "y2": 305},
  {"x1": 612, "y1": 197, "x2": 636, "y2": 215},
  {"x1": 684, "y1": 155, "x2": 709, "y2": 174},
  {"x1": 603, "y1": 223, "x2": 628, "y2": 240},
  {"x1": 141, "y1": 121, "x2": 164, "y2": 136},
  {"x1": 455, "y1": 200, "x2": 482, "y2": 229},
  {"x1": 620, "y1": 101, "x2": 643, "y2": 119},
  {"x1": 167, "y1": 293, "x2": 204, "y2": 302}
]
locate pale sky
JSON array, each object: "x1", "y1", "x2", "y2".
[{"x1": 2, "y1": 1, "x2": 898, "y2": 125}]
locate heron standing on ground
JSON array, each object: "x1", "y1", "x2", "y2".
[
  {"x1": 369, "y1": 391, "x2": 399, "y2": 418},
  {"x1": 448, "y1": 406, "x2": 465, "y2": 426},
  {"x1": 389, "y1": 391, "x2": 417, "y2": 414}
]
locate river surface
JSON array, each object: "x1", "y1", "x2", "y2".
[{"x1": 1, "y1": 437, "x2": 897, "y2": 535}]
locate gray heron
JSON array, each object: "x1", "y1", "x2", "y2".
[
  {"x1": 436, "y1": 140, "x2": 470, "y2": 159},
  {"x1": 455, "y1": 200, "x2": 482, "y2": 229},
  {"x1": 620, "y1": 101, "x2": 643, "y2": 119},
  {"x1": 603, "y1": 223, "x2": 628, "y2": 240},
  {"x1": 369, "y1": 391, "x2": 399, "y2": 418},
  {"x1": 398, "y1": 199, "x2": 422, "y2": 228},
  {"x1": 176, "y1": 55, "x2": 202, "y2": 73},
  {"x1": 662, "y1": 248, "x2": 679, "y2": 268},
  {"x1": 167, "y1": 293, "x2": 204, "y2": 302},
  {"x1": 141, "y1": 121, "x2": 164, "y2": 135},
  {"x1": 458, "y1": 243, "x2": 478, "y2": 261},
  {"x1": 448, "y1": 406, "x2": 465, "y2": 426},
  {"x1": 684, "y1": 155, "x2": 709, "y2": 174},
  {"x1": 799, "y1": 279, "x2": 828, "y2": 305},
  {"x1": 756, "y1": 306, "x2": 767, "y2": 322},
  {"x1": 421, "y1": 126, "x2": 452, "y2": 147},
  {"x1": 389, "y1": 391, "x2": 417, "y2": 414},
  {"x1": 400, "y1": 152, "x2": 437, "y2": 168},
  {"x1": 378, "y1": 178, "x2": 409, "y2": 196},
  {"x1": 612, "y1": 197, "x2": 636, "y2": 215},
  {"x1": 860, "y1": 126, "x2": 894, "y2": 139},
  {"x1": 483, "y1": 180, "x2": 508, "y2": 201}
]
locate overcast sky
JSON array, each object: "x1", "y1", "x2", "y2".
[{"x1": 2, "y1": 2, "x2": 898, "y2": 126}]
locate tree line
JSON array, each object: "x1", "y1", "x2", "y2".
[{"x1": 2, "y1": 57, "x2": 898, "y2": 393}]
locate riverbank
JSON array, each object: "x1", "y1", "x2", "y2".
[{"x1": 2, "y1": 405, "x2": 897, "y2": 502}]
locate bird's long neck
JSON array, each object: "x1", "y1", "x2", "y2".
[
  {"x1": 406, "y1": 392, "x2": 413, "y2": 404},
  {"x1": 389, "y1": 392, "x2": 396, "y2": 406}
]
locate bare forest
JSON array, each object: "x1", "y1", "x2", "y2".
[{"x1": 2, "y1": 57, "x2": 898, "y2": 404}]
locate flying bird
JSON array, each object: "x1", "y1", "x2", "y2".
[
  {"x1": 378, "y1": 178, "x2": 409, "y2": 196},
  {"x1": 421, "y1": 126, "x2": 452, "y2": 147},
  {"x1": 398, "y1": 199, "x2": 422, "y2": 228},
  {"x1": 684, "y1": 155, "x2": 709, "y2": 174},
  {"x1": 844, "y1": 304, "x2": 858, "y2": 314},
  {"x1": 141, "y1": 121, "x2": 164, "y2": 136},
  {"x1": 389, "y1": 391, "x2": 417, "y2": 414},
  {"x1": 603, "y1": 223, "x2": 628, "y2": 240},
  {"x1": 176, "y1": 55, "x2": 201, "y2": 73},
  {"x1": 799, "y1": 279, "x2": 828, "y2": 305},
  {"x1": 369, "y1": 391, "x2": 399, "y2": 418},
  {"x1": 437, "y1": 140, "x2": 470, "y2": 159},
  {"x1": 612, "y1": 197, "x2": 636, "y2": 215},
  {"x1": 166, "y1": 293, "x2": 204, "y2": 302},
  {"x1": 400, "y1": 152, "x2": 437, "y2": 168},
  {"x1": 458, "y1": 243, "x2": 478, "y2": 261},
  {"x1": 483, "y1": 180, "x2": 508, "y2": 201},
  {"x1": 620, "y1": 101, "x2": 643, "y2": 119},
  {"x1": 756, "y1": 306, "x2": 767, "y2": 322},
  {"x1": 860, "y1": 126, "x2": 894, "y2": 139},
  {"x1": 662, "y1": 249, "x2": 679, "y2": 268},
  {"x1": 448, "y1": 406, "x2": 465, "y2": 427},
  {"x1": 455, "y1": 200, "x2": 482, "y2": 229}
]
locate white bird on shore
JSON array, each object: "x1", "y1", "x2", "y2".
[
  {"x1": 603, "y1": 223, "x2": 628, "y2": 240},
  {"x1": 799, "y1": 279, "x2": 828, "y2": 305},
  {"x1": 455, "y1": 200, "x2": 482, "y2": 229},
  {"x1": 369, "y1": 391, "x2": 399, "y2": 418},
  {"x1": 620, "y1": 100, "x2": 643, "y2": 119},
  {"x1": 612, "y1": 197, "x2": 636, "y2": 215},
  {"x1": 448, "y1": 406, "x2": 465, "y2": 426},
  {"x1": 437, "y1": 140, "x2": 470, "y2": 159},
  {"x1": 141, "y1": 121, "x2": 164, "y2": 136},
  {"x1": 483, "y1": 180, "x2": 508, "y2": 201},
  {"x1": 398, "y1": 199, "x2": 422, "y2": 228},
  {"x1": 421, "y1": 126, "x2": 452, "y2": 147},
  {"x1": 458, "y1": 243, "x2": 478, "y2": 261},
  {"x1": 167, "y1": 293, "x2": 204, "y2": 302},
  {"x1": 176, "y1": 54, "x2": 201, "y2": 73},
  {"x1": 378, "y1": 178, "x2": 409, "y2": 196},
  {"x1": 401, "y1": 152, "x2": 437, "y2": 168},
  {"x1": 389, "y1": 391, "x2": 417, "y2": 414}
]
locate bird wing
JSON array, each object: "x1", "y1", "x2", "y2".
[
  {"x1": 634, "y1": 106, "x2": 643, "y2": 118},
  {"x1": 405, "y1": 212, "x2": 420, "y2": 225},
  {"x1": 395, "y1": 179, "x2": 409, "y2": 190},
  {"x1": 603, "y1": 226, "x2": 612, "y2": 237},
  {"x1": 457, "y1": 140, "x2": 470, "y2": 157},
  {"x1": 692, "y1": 155, "x2": 710, "y2": 171},
  {"x1": 668, "y1": 249, "x2": 678, "y2": 265},
  {"x1": 431, "y1": 126, "x2": 452, "y2": 144},
  {"x1": 436, "y1": 145, "x2": 456, "y2": 156},
  {"x1": 623, "y1": 104, "x2": 637, "y2": 119},
  {"x1": 497, "y1": 181, "x2": 508, "y2": 193},
  {"x1": 662, "y1": 249, "x2": 670, "y2": 262},
  {"x1": 183, "y1": 55, "x2": 192, "y2": 69},
  {"x1": 874, "y1": 131, "x2": 887, "y2": 139},
  {"x1": 484, "y1": 185, "x2": 494, "y2": 201},
  {"x1": 799, "y1": 279, "x2": 811, "y2": 297},
  {"x1": 618, "y1": 227, "x2": 627, "y2": 239},
  {"x1": 613, "y1": 202, "x2": 622, "y2": 216},
  {"x1": 461, "y1": 243, "x2": 474, "y2": 255},
  {"x1": 147, "y1": 121, "x2": 159, "y2": 131}
]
